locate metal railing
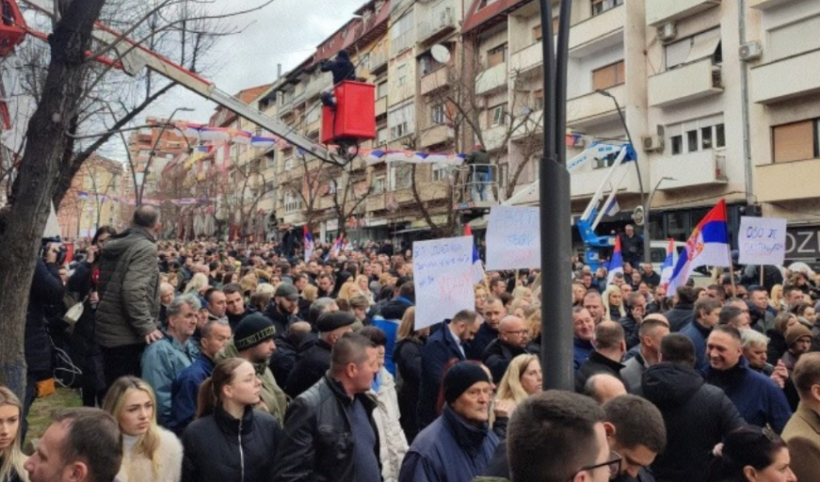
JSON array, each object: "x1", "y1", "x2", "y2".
[{"x1": 452, "y1": 163, "x2": 501, "y2": 205}]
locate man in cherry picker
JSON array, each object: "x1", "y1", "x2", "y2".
[{"x1": 320, "y1": 50, "x2": 356, "y2": 109}]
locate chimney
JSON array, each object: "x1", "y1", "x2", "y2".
[{"x1": 277, "y1": 63, "x2": 282, "y2": 79}]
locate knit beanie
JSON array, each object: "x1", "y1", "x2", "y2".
[
  {"x1": 443, "y1": 362, "x2": 490, "y2": 405},
  {"x1": 786, "y1": 324, "x2": 812, "y2": 347},
  {"x1": 234, "y1": 313, "x2": 275, "y2": 351}
]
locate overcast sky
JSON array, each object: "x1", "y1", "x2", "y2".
[{"x1": 142, "y1": 0, "x2": 364, "y2": 124}]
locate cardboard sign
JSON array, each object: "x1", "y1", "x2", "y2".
[
  {"x1": 413, "y1": 236, "x2": 476, "y2": 330},
  {"x1": 485, "y1": 206, "x2": 541, "y2": 270},
  {"x1": 738, "y1": 216, "x2": 787, "y2": 266}
]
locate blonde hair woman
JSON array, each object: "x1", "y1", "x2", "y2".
[
  {"x1": 493, "y1": 354, "x2": 542, "y2": 438},
  {"x1": 302, "y1": 284, "x2": 318, "y2": 303},
  {"x1": 511, "y1": 286, "x2": 533, "y2": 305},
  {"x1": 184, "y1": 273, "x2": 209, "y2": 295},
  {"x1": 356, "y1": 275, "x2": 374, "y2": 305},
  {"x1": 603, "y1": 285, "x2": 626, "y2": 320},
  {"x1": 102, "y1": 377, "x2": 183, "y2": 482},
  {"x1": 338, "y1": 281, "x2": 360, "y2": 301},
  {"x1": 0, "y1": 387, "x2": 27, "y2": 482},
  {"x1": 770, "y1": 284, "x2": 785, "y2": 312}
]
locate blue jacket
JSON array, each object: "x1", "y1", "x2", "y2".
[
  {"x1": 141, "y1": 335, "x2": 199, "y2": 426},
  {"x1": 170, "y1": 353, "x2": 214, "y2": 434},
  {"x1": 704, "y1": 357, "x2": 792, "y2": 434},
  {"x1": 679, "y1": 320, "x2": 711, "y2": 372},
  {"x1": 418, "y1": 323, "x2": 465, "y2": 429},
  {"x1": 573, "y1": 337, "x2": 593, "y2": 370},
  {"x1": 400, "y1": 405, "x2": 498, "y2": 482}
]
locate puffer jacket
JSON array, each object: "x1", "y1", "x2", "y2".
[
  {"x1": 96, "y1": 227, "x2": 160, "y2": 348},
  {"x1": 215, "y1": 338, "x2": 287, "y2": 423},
  {"x1": 369, "y1": 368, "x2": 408, "y2": 482},
  {"x1": 273, "y1": 374, "x2": 381, "y2": 482},
  {"x1": 182, "y1": 405, "x2": 282, "y2": 482}
]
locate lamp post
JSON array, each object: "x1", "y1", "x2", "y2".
[
  {"x1": 137, "y1": 106, "x2": 195, "y2": 205},
  {"x1": 646, "y1": 176, "x2": 675, "y2": 253},
  {"x1": 595, "y1": 89, "x2": 649, "y2": 263}
]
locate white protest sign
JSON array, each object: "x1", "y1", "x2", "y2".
[
  {"x1": 413, "y1": 236, "x2": 476, "y2": 330},
  {"x1": 485, "y1": 206, "x2": 541, "y2": 270},
  {"x1": 738, "y1": 216, "x2": 787, "y2": 266}
]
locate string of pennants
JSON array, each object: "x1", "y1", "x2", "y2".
[{"x1": 75, "y1": 191, "x2": 211, "y2": 207}]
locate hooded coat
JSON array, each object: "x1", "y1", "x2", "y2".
[{"x1": 640, "y1": 362, "x2": 744, "y2": 482}]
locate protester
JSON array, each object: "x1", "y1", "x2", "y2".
[
  {"x1": 602, "y1": 395, "x2": 667, "y2": 482},
  {"x1": 620, "y1": 316, "x2": 670, "y2": 392},
  {"x1": 467, "y1": 297, "x2": 505, "y2": 360},
  {"x1": 680, "y1": 297, "x2": 722, "y2": 371},
  {"x1": 619, "y1": 293, "x2": 647, "y2": 350},
  {"x1": 782, "y1": 352, "x2": 820, "y2": 481},
  {"x1": 575, "y1": 321, "x2": 626, "y2": 393},
  {"x1": 663, "y1": 286, "x2": 697, "y2": 332},
  {"x1": 583, "y1": 292, "x2": 607, "y2": 325},
  {"x1": 584, "y1": 374, "x2": 627, "y2": 405},
  {"x1": 101, "y1": 377, "x2": 182, "y2": 482},
  {"x1": 182, "y1": 358, "x2": 283, "y2": 482},
  {"x1": 706, "y1": 427, "x2": 797, "y2": 482},
  {"x1": 483, "y1": 315, "x2": 531, "y2": 383},
  {"x1": 223, "y1": 283, "x2": 247, "y2": 329},
  {"x1": 573, "y1": 307, "x2": 596, "y2": 370},
  {"x1": 0, "y1": 387, "x2": 27, "y2": 482},
  {"x1": 492, "y1": 354, "x2": 541, "y2": 438},
  {"x1": 393, "y1": 307, "x2": 428, "y2": 442}
]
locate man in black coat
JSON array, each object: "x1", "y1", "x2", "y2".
[
  {"x1": 663, "y1": 285, "x2": 696, "y2": 332},
  {"x1": 273, "y1": 333, "x2": 382, "y2": 482},
  {"x1": 319, "y1": 50, "x2": 357, "y2": 109},
  {"x1": 284, "y1": 311, "x2": 354, "y2": 398},
  {"x1": 639, "y1": 334, "x2": 744, "y2": 482},
  {"x1": 482, "y1": 315, "x2": 530, "y2": 383},
  {"x1": 465, "y1": 296, "x2": 505, "y2": 360},
  {"x1": 264, "y1": 283, "x2": 300, "y2": 335},
  {"x1": 619, "y1": 292, "x2": 646, "y2": 350},
  {"x1": 619, "y1": 224, "x2": 644, "y2": 269},
  {"x1": 575, "y1": 321, "x2": 626, "y2": 393}
]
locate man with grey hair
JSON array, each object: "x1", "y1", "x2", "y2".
[
  {"x1": 308, "y1": 297, "x2": 339, "y2": 327},
  {"x1": 584, "y1": 373, "x2": 627, "y2": 405},
  {"x1": 141, "y1": 294, "x2": 201, "y2": 426},
  {"x1": 97, "y1": 204, "x2": 163, "y2": 387},
  {"x1": 742, "y1": 328, "x2": 788, "y2": 388}
]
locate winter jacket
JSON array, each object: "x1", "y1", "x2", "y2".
[
  {"x1": 264, "y1": 303, "x2": 297, "y2": 337},
  {"x1": 482, "y1": 339, "x2": 527, "y2": 384},
  {"x1": 273, "y1": 374, "x2": 381, "y2": 482},
  {"x1": 374, "y1": 313, "x2": 405, "y2": 376},
  {"x1": 96, "y1": 227, "x2": 160, "y2": 348},
  {"x1": 418, "y1": 323, "x2": 466, "y2": 430},
  {"x1": 766, "y1": 329, "x2": 788, "y2": 365},
  {"x1": 270, "y1": 331, "x2": 316, "y2": 388},
  {"x1": 65, "y1": 261, "x2": 98, "y2": 363},
  {"x1": 169, "y1": 353, "x2": 214, "y2": 435},
  {"x1": 640, "y1": 362, "x2": 744, "y2": 482},
  {"x1": 399, "y1": 405, "x2": 499, "y2": 482},
  {"x1": 704, "y1": 357, "x2": 792, "y2": 434},
  {"x1": 320, "y1": 52, "x2": 356, "y2": 85},
  {"x1": 215, "y1": 338, "x2": 287, "y2": 422},
  {"x1": 619, "y1": 312, "x2": 641, "y2": 350},
  {"x1": 575, "y1": 351, "x2": 625, "y2": 393},
  {"x1": 394, "y1": 337, "x2": 424, "y2": 441},
  {"x1": 285, "y1": 338, "x2": 332, "y2": 399},
  {"x1": 619, "y1": 232, "x2": 643, "y2": 265},
  {"x1": 782, "y1": 403, "x2": 820, "y2": 482},
  {"x1": 573, "y1": 337, "x2": 594, "y2": 370},
  {"x1": 118, "y1": 427, "x2": 182, "y2": 482},
  {"x1": 620, "y1": 352, "x2": 648, "y2": 393},
  {"x1": 140, "y1": 335, "x2": 199, "y2": 426},
  {"x1": 663, "y1": 303, "x2": 694, "y2": 333},
  {"x1": 370, "y1": 368, "x2": 408, "y2": 482},
  {"x1": 26, "y1": 260, "x2": 64, "y2": 379},
  {"x1": 465, "y1": 148, "x2": 491, "y2": 173},
  {"x1": 465, "y1": 323, "x2": 498, "y2": 361},
  {"x1": 182, "y1": 405, "x2": 282, "y2": 482},
  {"x1": 641, "y1": 271, "x2": 661, "y2": 288},
  {"x1": 678, "y1": 320, "x2": 711, "y2": 372}
]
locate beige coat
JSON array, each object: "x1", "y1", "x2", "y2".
[
  {"x1": 782, "y1": 403, "x2": 820, "y2": 482},
  {"x1": 369, "y1": 367, "x2": 408, "y2": 482},
  {"x1": 116, "y1": 426, "x2": 182, "y2": 482}
]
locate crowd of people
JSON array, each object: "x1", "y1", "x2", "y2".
[{"x1": 4, "y1": 204, "x2": 820, "y2": 482}]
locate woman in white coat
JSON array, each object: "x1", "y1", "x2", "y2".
[{"x1": 360, "y1": 326, "x2": 408, "y2": 482}]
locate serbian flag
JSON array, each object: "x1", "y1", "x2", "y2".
[
  {"x1": 325, "y1": 235, "x2": 344, "y2": 260},
  {"x1": 303, "y1": 225, "x2": 314, "y2": 262},
  {"x1": 667, "y1": 199, "x2": 732, "y2": 293},
  {"x1": 659, "y1": 238, "x2": 675, "y2": 290},
  {"x1": 607, "y1": 236, "x2": 624, "y2": 285},
  {"x1": 465, "y1": 225, "x2": 486, "y2": 284}
]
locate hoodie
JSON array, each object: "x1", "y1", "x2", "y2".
[{"x1": 640, "y1": 362, "x2": 744, "y2": 482}]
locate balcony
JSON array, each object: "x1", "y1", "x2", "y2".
[
  {"x1": 483, "y1": 124, "x2": 508, "y2": 151},
  {"x1": 375, "y1": 96, "x2": 388, "y2": 117},
  {"x1": 755, "y1": 158, "x2": 820, "y2": 202},
  {"x1": 571, "y1": 164, "x2": 642, "y2": 199},
  {"x1": 566, "y1": 83, "x2": 625, "y2": 128},
  {"x1": 511, "y1": 109, "x2": 544, "y2": 141},
  {"x1": 366, "y1": 193, "x2": 386, "y2": 212},
  {"x1": 648, "y1": 58, "x2": 723, "y2": 107},
  {"x1": 751, "y1": 48, "x2": 820, "y2": 104},
  {"x1": 510, "y1": 42, "x2": 541, "y2": 75},
  {"x1": 304, "y1": 76, "x2": 332, "y2": 100},
  {"x1": 419, "y1": 124, "x2": 454, "y2": 148},
  {"x1": 651, "y1": 148, "x2": 728, "y2": 191},
  {"x1": 370, "y1": 51, "x2": 388, "y2": 74},
  {"x1": 475, "y1": 62, "x2": 508, "y2": 95},
  {"x1": 391, "y1": 31, "x2": 414, "y2": 56},
  {"x1": 647, "y1": 0, "x2": 721, "y2": 27},
  {"x1": 420, "y1": 66, "x2": 449, "y2": 95},
  {"x1": 569, "y1": 5, "x2": 625, "y2": 56},
  {"x1": 418, "y1": 7, "x2": 456, "y2": 43},
  {"x1": 749, "y1": 0, "x2": 795, "y2": 9}
]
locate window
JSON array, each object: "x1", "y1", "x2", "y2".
[
  {"x1": 284, "y1": 192, "x2": 302, "y2": 213},
  {"x1": 666, "y1": 117, "x2": 725, "y2": 156},
  {"x1": 397, "y1": 64, "x2": 408, "y2": 86},
  {"x1": 490, "y1": 104, "x2": 507, "y2": 127},
  {"x1": 592, "y1": 60, "x2": 625, "y2": 90},
  {"x1": 533, "y1": 89, "x2": 544, "y2": 111},
  {"x1": 665, "y1": 28, "x2": 721, "y2": 70},
  {"x1": 389, "y1": 103, "x2": 415, "y2": 140},
  {"x1": 284, "y1": 156, "x2": 294, "y2": 170},
  {"x1": 389, "y1": 163, "x2": 413, "y2": 190},
  {"x1": 772, "y1": 120, "x2": 818, "y2": 163},
  {"x1": 377, "y1": 81, "x2": 388, "y2": 99},
  {"x1": 431, "y1": 104, "x2": 446, "y2": 125},
  {"x1": 671, "y1": 135, "x2": 682, "y2": 155},
  {"x1": 432, "y1": 163, "x2": 449, "y2": 181},
  {"x1": 377, "y1": 127, "x2": 388, "y2": 146},
  {"x1": 360, "y1": 53, "x2": 370, "y2": 70},
  {"x1": 420, "y1": 55, "x2": 443, "y2": 76},
  {"x1": 715, "y1": 124, "x2": 725, "y2": 148},
  {"x1": 487, "y1": 44, "x2": 507, "y2": 68},
  {"x1": 373, "y1": 175, "x2": 385, "y2": 194},
  {"x1": 592, "y1": 0, "x2": 623, "y2": 16},
  {"x1": 533, "y1": 24, "x2": 542, "y2": 42}
]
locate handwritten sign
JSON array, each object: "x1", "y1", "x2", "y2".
[
  {"x1": 738, "y1": 216, "x2": 787, "y2": 266},
  {"x1": 486, "y1": 206, "x2": 541, "y2": 270},
  {"x1": 413, "y1": 236, "x2": 476, "y2": 330}
]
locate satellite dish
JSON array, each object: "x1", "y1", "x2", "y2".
[{"x1": 431, "y1": 44, "x2": 451, "y2": 64}]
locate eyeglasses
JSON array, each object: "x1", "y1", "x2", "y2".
[{"x1": 571, "y1": 450, "x2": 622, "y2": 481}]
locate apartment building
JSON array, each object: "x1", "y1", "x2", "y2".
[{"x1": 58, "y1": 154, "x2": 124, "y2": 238}]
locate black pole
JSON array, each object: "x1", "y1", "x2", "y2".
[{"x1": 539, "y1": 0, "x2": 574, "y2": 391}]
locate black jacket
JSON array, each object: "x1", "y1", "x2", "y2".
[
  {"x1": 465, "y1": 323, "x2": 498, "y2": 361},
  {"x1": 575, "y1": 351, "x2": 625, "y2": 393},
  {"x1": 394, "y1": 337, "x2": 424, "y2": 442},
  {"x1": 482, "y1": 339, "x2": 527, "y2": 384},
  {"x1": 320, "y1": 51, "x2": 356, "y2": 85},
  {"x1": 766, "y1": 329, "x2": 788, "y2": 365},
  {"x1": 663, "y1": 303, "x2": 694, "y2": 333},
  {"x1": 640, "y1": 362, "x2": 744, "y2": 482},
  {"x1": 619, "y1": 312, "x2": 641, "y2": 350},
  {"x1": 264, "y1": 303, "x2": 297, "y2": 337},
  {"x1": 273, "y1": 374, "x2": 380, "y2": 482},
  {"x1": 181, "y1": 405, "x2": 282, "y2": 482},
  {"x1": 27, "y1": 260, "x2": 64, "y2": 379},
  {"x1": 619, "y1": 233, "x2": 644, "y2": 263},
  {"x1": 285, "y1": 339, "x2": 332, "y2": 399},
  {"x1": 270, "y1": 331, "x2": 316, "y2": 389}
]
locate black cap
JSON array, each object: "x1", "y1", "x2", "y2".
[
  {"x1": 274, "y1": 283, "x2": 299, "y2": 301},
  {"x1": 316, "y1": 311, "x2": 355, "y2": 332},
  {"x1": 443, "y1": 362, "x2": 490, "y2": 404},
  {"x1": 234, "y1": 313, "x2": 275, "y2": 350}
]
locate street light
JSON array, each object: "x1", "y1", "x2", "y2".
[
  {"x1": 137, "y1": 106, "x2": 195, "y2": 205},
  {"x1": 595, "y1": 89, "x2": 649, "y2": 263},
  {"x1": 646, "y1": 176, "x2": 675, "y2": 252}
]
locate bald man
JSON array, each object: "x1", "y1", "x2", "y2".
[
  {"x1": 483, "y1": 315, "x2": 531, "y2": 383},
  {"x1": 621, "y1": 315, "x2": 670, "y2": 392},
  {"x1": 584, "y1": 373, "x2": 627, "y2": 405},
  {"x1": 575, "y1": 321, "x2": 626, "y2": 393}
]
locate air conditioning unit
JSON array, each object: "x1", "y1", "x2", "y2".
[
  {"x1": 739, "y1": 41, "x2": 763, "y2": 62},
  {"x1": 642, "y1": 135, "x2": 665, "y2": 153},
  {"x1": 658, "y1": 23, "x2": 677, "y2": 42}
]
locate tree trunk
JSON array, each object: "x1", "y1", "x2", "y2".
[{"x1": 0, "y1": 0, "x2": 107, "y2": 399}]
